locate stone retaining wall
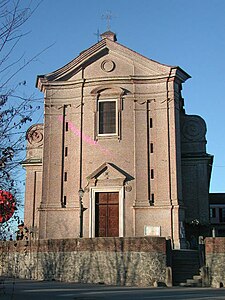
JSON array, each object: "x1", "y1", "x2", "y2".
[
  {"x1": 205, "y1": 237, "x2": 225, "y2": 287},
  {"x1": 0, "y1": 237, "x2": 167, "y2": 286}
]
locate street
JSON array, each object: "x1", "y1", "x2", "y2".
[{"x1": 1, "y1": 278, "x2": 225, "y2": 300}]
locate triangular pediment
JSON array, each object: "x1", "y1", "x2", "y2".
[
  {"x1": 87, "y1": 162, "x2": 127, "y2": 186},
  {"x1": 36, "y1": 36, "x2": 190, "y2": 90}
]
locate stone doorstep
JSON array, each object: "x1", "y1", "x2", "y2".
[
  {"x1": 179, "y1": 276, "x2": 202, "y2": 287},
  {"x1": 193, "y1": 275, "x2": 202, "y2": 281}
]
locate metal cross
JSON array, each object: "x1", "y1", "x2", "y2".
[{"x1": 102, "y1": 11, "x2": 113, "y2": 31}]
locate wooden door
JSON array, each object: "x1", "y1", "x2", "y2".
[{"x1": 95, "y1": 192, "x2": 119, "y2": 237}]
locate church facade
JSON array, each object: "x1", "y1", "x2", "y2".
[{"x1": 23, "y1": 31, "x2": 213, "y2": 248}]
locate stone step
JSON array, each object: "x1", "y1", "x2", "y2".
[
  {"x1": 179, "y1": 282, "x2": 202, "y2": 288},
  {"x1": 173, "y1": 267, "x2": 200, "y2": 274},
  {"x1": 172, "y1": 250, "x2": 199, "y2": 255},
  {"x1": 173, "y1": 265, "x2": 199, "y2": 270},
  {"x1": 187, "y1": 278, "x2": 202, "y2": 285},
  {"x1": 172, "y1": 250, "x2": 201, "y2": 286},
  {"x1": 173, "y1": 257, "x2": 199, "y2": 262},
  {"x1": 173, "y1": 269, "x2": 200, "y2": 274},
  {"x1": 193, "y1": 275, "x2": 202, "y2": 281},
  {"x1": 179, "y1": 278, "x2": 202, "y2": 288}
]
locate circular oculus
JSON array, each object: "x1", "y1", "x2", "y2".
[{"x1": 101, "y1": 60, "x2": 115, "y2": 72}]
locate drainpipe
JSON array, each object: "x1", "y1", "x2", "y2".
[
  {"x1": 60, "y1": 104, "x2": 66, "y2": 208},
  {"x1": 79, "y1": 68, "x2": 85, "y2": 238},
  {"x1": 166, "y1": 68, "x2": 174, "y2": 247},
  {"x1": 146, "y1": 100, "x2": 151, "y2": 202},
  {"x1": 32, "y1": 171, "x2": 37, "y2": 227}
]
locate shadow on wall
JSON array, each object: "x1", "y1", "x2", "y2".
[
  {"x1": 38, "y1": 237, "x2": 167, "y2": 286},
  {"x1": 0, "y1": 237, "x2": 167, "y2": 286}
]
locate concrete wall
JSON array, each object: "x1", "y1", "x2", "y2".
[
  {"x1": 0, "y1": 237, "x2": 167, "y2": 287},
  {"x1": 205, "y1": 237, "x2": 225, "y2": 287}
]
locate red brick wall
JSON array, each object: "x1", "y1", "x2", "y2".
[
  {"x1": 205, "y1": 237, "x2": 225, "y2": 254},
  {"x1": 0, "y1": 236, "x2": 166, "y2": 253},
  {"x1": 205, "y1": 237, "x2": 225, "y2": 287}
]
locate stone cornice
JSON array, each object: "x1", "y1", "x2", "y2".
[
  {"x1": 38, "y1": 74, "x2": 183, "y2": 92},
  {"x1": 21, "y1": 158, "x2": 42, "y2": 166},
  {"x1": 181, "y1": 154, "x2": 213, "y2": 161}
]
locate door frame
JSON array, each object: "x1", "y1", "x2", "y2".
[{"x1": 89, "y1": 186, "x2": 124, "y2": 238}]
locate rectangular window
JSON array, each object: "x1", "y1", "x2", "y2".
[
  {"x1": 210, "y1": 208, "x2": 216, "y2": 218},
  {"x1": 65, "y1": 122, "x2": 69, "y2": 132},
  {"x1": 219, "y1": 208, "x2": 225, "y2": 223},
  {"x1": 150, "y1": 118, "x2": 153, "y2": 128},
  {"x1": 150, "y1": 143, "x2": 154, "y2": 153},
  {"x1": 63, "y1": 196, "x2": 67, "y2": 206},
  {"x1": 98, "y1": 100, "x2": 117, "y2": 135},
  {"x1": 65, "y1": 147, "x2": 68, "y2": 157},
  {"x1": 151, "y1": 169, "x2": 154, "y2": 179},
  {"x1": 150, "y1": 193, "x2": 154, "y2": 205},
  {"x1": 64, "y1": 172, "x2": 67, "y2": 182}
]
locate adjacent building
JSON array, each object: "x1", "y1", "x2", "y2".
[
  {"x1": 22, "y1": 31, "x2": 213, "y2": 248},
  {"x1": 209, "y1": 193, "x2": 225, "y2": 237}
]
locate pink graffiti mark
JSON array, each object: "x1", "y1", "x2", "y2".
[{"x1": 58, "y1": 116, "x2": 113, "y2": 157}]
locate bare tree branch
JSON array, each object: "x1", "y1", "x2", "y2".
[{"x1": 0, "y1": 0, "x2": 47, "y2": 239}]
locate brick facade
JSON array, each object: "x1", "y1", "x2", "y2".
[{"x1": 22, "y1": 31, "x2": 213, "y2": 249}]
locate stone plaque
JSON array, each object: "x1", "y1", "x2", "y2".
[{"x1": 144, "y1": 225, "x2": 161, "y2": 237}]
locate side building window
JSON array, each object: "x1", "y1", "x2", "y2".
[
  {"x1": 98, "y1": 99, "x2": 117, "y2": 135},
  {"x1": 210, "y1": 207, "x2": 216, "y2": 219},
  {"x1": 219, "y1": 208, "x2": 225, "y2": 223}
]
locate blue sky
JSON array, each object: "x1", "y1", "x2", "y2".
[{"x1": 17, "y1": 0, "x2": 225, "y2": 192}]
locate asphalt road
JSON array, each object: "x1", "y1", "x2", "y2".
[{"x1": 1, "y1": 278, "x2": 225, "y2": 300}]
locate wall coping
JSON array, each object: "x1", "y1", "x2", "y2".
[{"x1": 0, "y1": 237, "x2": 167, "y2": 254}]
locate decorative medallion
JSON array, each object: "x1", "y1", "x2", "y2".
[
  {"x1": 101, "y1": 60, "x2": 115, "y2": 72},
  {"x1": 182, "y1": 116, "x2": 206, "y2": 141},
  {"x1": 26, "y1": 124, "x2": 44, "y2": 147},
  {"x1": 125, "y1": 184, "x2": 132, "y2": 192}
]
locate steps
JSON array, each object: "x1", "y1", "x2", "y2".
[
  {"x1": 172, "y1": 250, "x2": 201, "y2": 286},
  {"x1": 179, "y1": 275, "x2": 202, "y2": 287}
]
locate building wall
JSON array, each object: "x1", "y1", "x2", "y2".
[
  {"x1": 180, "y1": 114, "x2": 212, "y2": 242},
  {"x1": 209, "y1": 193, "x2": 225, "y2": 237},
  {"x1": 210, "y1": 206, "x2": 225, "y2": 237},
  {"x1": 0, "y1": 237, "x2": 168, "y2": 286},
  {"x1": 23, "y1": 124, "x2": 44, "y2": 237},
  {"x1": 38, "y1": 52, "x2": 184, "y2": 247},
  {"x1": 205, "y1": 237, "x2": 225, "y2": 287},
  {"x1": 22, "y1": 34, "x2": 212, "y2": 249}
]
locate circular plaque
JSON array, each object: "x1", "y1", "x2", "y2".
[
  {"x1": 26, "y1": 124, "x2": 44, "y2": 147},
  {"x1": 182, "y1": 116, "x2": 206, "y2": 141}
]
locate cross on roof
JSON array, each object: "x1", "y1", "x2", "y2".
[{"x1": 102, "y1": 11, "x2": 113, "y2": 31}]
